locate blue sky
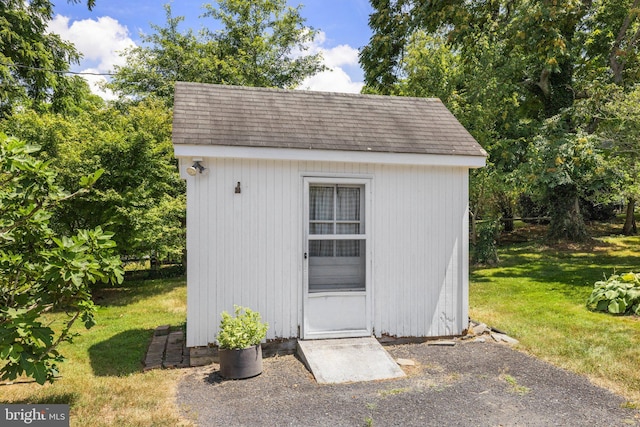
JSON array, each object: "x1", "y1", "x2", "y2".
[{"x1": 50, "y1": 1, "x2": 373, "y2": 98}]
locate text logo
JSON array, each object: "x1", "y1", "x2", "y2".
[{"x1": 1, "y1": 405, "x2": 69, "y2": 426}]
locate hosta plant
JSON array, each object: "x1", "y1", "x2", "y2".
[
  {"x1": 586, "y1": 272, "x2": 640, "y2": 315},
  {"x1": 217, "y1": 305, "x2": 268, "y2": 349}
]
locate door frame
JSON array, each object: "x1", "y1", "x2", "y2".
[{"x1": 301, "y1": 175, "x2": 373, "y2": 339}]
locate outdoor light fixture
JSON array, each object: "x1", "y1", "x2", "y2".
[{"x1": 186, "y1": 159, "x2": 206, "y2": 176}]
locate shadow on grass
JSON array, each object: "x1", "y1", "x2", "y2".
[
  {"x1": 473, "y1": 238, "x2": 640, "y2": 290},
  {"x1": 11, "y1": 392, "x2": 79, "y2": 405},
  {"x1": 92, "y1": 276, "x2": 186, "y2": 308},
  {"x1": 88, "y1": 329, "x2": 153, "y2": 376}
]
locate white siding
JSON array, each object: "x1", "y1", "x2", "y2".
[{"x1": 184, "y1": 158, "x2": 469, "y2": 347}]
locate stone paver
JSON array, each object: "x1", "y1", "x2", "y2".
[{"x1": 144, "y1": 326, "x2": 188, "y2": 371}]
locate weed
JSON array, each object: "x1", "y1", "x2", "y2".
[
  {"x1": 364, "y1": 402, "x2": 377, "y2": 427},
  {"x1": 501, "y1": 374, "x2": 531, "y2": 395},
  {"x1": 379, "y1": 388, "x2": 409, "y2": 397}
]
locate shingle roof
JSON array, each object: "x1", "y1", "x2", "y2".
[{"x1": 172, "y1": 82, "x2": 487, "y2": 157}]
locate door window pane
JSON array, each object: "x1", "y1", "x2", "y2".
[
  {"x1": 310, "y1": 223, "x2": 334, "y2": 235},
  {"x1": 336, "y1": 239, "x2": 361, "y2": 257},
  {"x1": 336, "y1": 223, "x2": 359, "y2": 234},
  {"x1": 309, "y1": 241, "x2": 366, "y2": 292},
  {"x1": 308, "y1": 184, "x2": 364, "y2": 276},
  {"x1": 337, "y1": 187, "x2": 360, "y2": 220},
  {"x1": 310, "y1": 186, "x2": 334, "y2": 221},
  {"x1": 309, "y1": 240, "x2": 334, "y2": 257}
]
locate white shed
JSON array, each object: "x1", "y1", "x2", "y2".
[{"x1": 172, "y1": 82, "x2": 486, "y2": 351}]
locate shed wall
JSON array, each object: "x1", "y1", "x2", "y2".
[{"x1": 185, "y1": 158, "x2": 469, "y2": 347}]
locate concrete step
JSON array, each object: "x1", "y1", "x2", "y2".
[{"x1": 297, "y1": 337, "x2": 406, "y2": 384}]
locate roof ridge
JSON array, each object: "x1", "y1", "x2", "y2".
[{"x1": 175, "y1": 81, "x2": 443, "y2": 104}]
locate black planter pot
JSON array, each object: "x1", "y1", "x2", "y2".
[{"x1": 218, "y1": 344, "x2": 263, "y2": 379}]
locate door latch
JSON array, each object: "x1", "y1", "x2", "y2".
[{"x1": 304, "y1": 252, "x2": 308, "y2": 259}]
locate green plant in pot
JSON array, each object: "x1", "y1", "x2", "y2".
[{"x1": 217, "y1": 305, "x2": 268, "y2": 379}]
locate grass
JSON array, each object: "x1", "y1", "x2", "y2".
[
  {"x1": 3, "y1": 221, "x2": 640, "y2": 423},
  {"x1": 471, "y1": 222, "x2": 640, "y2": 405},
  {"x1": 501, "y1": 373, "x2": 531, "y2": 396},
  {"x1": 0, "y1": 277, "x2": 190, "y2": 427}
]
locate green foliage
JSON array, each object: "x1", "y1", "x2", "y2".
[
  {"x1": 525, "y1": 113, "x2": 613, "y2": 240},
  {"x1": 472, "y1": 219, "x2": 502, "y2": 265},
  {"x1": 597, "y1": 85, "x2": 640, "y2": 201},
  {"x1": 362, "y1": 0, "x2": 640, "y2": 242},
  {"x1": 0, "y1": 134, "x2": 123, "y2": 385},
  {"x1": 0, "y1": 0, "x2": 95, "y2": 116},
  {"x1": 109, "y1": 1, "x2": 324, "y2": 105},
  {"x1": 359, "y1": 0, "x2": 411, "y2": 94},
  {"x1": 217, "y1": 305, "x2": 268, "y2": 349},
  {"x1": 587, "y1": 273, "x2": 640, "y2": 316},
  {"x1": 0, "y1": 98, "x2": 185, "y2": 261}
]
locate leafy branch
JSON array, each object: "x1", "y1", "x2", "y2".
[{"x1": 0, "y1": 134, "x2": 122, "y2": 385}]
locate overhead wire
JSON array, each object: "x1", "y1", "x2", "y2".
[{"x1": 0, "y1": 61, "x2": 116, "y2": 76}]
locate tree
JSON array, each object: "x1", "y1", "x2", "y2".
[
  {"x1": 109, "y1": 1, "x2": 324, "y2": 105},
  {"x1": 359, "y1": 0, "x2": 410, "y2": 95},
  {"x1": 361, "y1": 0, "x2": 640, "y2": 241},
  {"x1": 0, "y1": 0, "x2": 95, "y2": 117},
  {"x1": 0, "y1": 133, "x2": 123, "y2": 385},
  {"x1": 526, "y1": 115, "x2": 608, "y2": 241},
  {"x1": 597, "y1": 85, "x2": 640, "y2": 234},
  {"x1": 1, "y1": 98, "x2": 185, "y2": 261}
]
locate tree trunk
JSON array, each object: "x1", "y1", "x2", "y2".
[
  {"x1": 547, "y1": 184, "x2": 589, "y2": 241},
  {"x1": 502, "y1": 216, "x2": 514, "y2": 233},
  {"x1": 623, "y1": 198, "x2": 637, "y2": 235}
]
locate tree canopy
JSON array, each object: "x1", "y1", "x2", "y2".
[
  {"x1": 1, "y1": 96, "x2": 185, "y2": 261},
  {"x1": 0, "y1": 0, "x2": 96, "y2": 117},
  {"x1": 361, "y1": 0, "x2": 640, "y2": 241},
  {"x1": 109, "y1": 0, "x2": 324, "y2": 105}
]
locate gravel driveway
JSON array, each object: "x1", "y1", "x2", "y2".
[{"x1": 176, "y1": 340, "x2": 639, "y2": 426}]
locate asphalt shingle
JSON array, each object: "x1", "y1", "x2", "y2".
[{"x1": 172, "y1": 82, "x2": 487, "y2": 158}]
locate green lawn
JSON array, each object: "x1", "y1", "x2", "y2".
[
  {"x1": 1, "y1": 278, "x2": 190, "y2": 427},
  {"x1": 471, "y1": 226, "x2": 640, "y2": 406},
  {"x1": 3, "y1": 226, "x2": 639, "y2": 424}
]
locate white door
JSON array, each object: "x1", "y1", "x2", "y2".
[{"x1": 302, "y1": 177, "x2": 372, "y2": 339}]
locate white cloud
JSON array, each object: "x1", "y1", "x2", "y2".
[
  {"x1": 47, "y1": 19, "x2": 365, "y2": 97},
  {"x1": 299, "y1": 68, "x2": 364, "y2": 94},
  {"x1": 298, "y1": 31, "x2": 364, "y2": 94},
  {"x1": 77, "y1": 70, "x2": 118, "y2": 101},
  {"x1": 322, "y1": 44, "x2": 360, "y2": 69},
  {"x1": 48, "y1": 15, "x2": 136, "y2": 98},
  {"x1": 49, "y1": 15, "x2": 135, "y2": 71}
]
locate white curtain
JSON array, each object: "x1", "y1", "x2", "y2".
[{"x1": 309, "y1": 185, "x2": 360, "y2": 257}]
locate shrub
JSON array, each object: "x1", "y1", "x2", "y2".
[
  {"x1": 587, "y1": 273, "x2": 640, "y2": 315},
  {"x1": 216, "y1": 305, "x2": 268, "y2": 349},
  {"x1": 472, "y1": 218, "x2": 502, "y2": 265}
]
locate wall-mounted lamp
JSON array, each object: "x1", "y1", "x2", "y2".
[{"x1": 186, "y1": 159, "x2": 206, "y2": 176}]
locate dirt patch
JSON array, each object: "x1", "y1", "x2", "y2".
[{"x1": 176, "y1": 340, "x2": 639, "y2": 426}]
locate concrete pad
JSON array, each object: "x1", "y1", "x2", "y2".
[{"x1": 297, "y1": 337, "x2": 406, "y2": 384}]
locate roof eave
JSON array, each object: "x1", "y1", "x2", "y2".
[{"x1": 173, "y1": 144, "x2": 487, "y2": 168}]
